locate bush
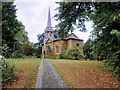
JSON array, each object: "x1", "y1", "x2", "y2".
[
  {"x1": 59, "y1": 54, "x2": 71, "y2": 59},
  {"x1": 106, "y1": 51, "x2": 120, "y2": 78},
  {"x1": 59, "y1": 54, "x2": 64, "y2": 59},
  {"x1": 65, "y1": 46, "x2": 84, "y2": 60},
  {"x1": 1, "y1": 56, "x2": 15, "y2": 85},
  {"x1": 46, "y1": 56, "x2": 56, "y2": 59}
]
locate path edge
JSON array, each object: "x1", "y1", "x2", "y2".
[
  {"x1": 47, "y1": 59, "x2": 67, "y2": 88},
  {"x1": 35, "y1": 59, "x2": 43, "y2": 88}
]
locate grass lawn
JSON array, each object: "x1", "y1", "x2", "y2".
[
  {"x1": 3, "y1": 58, "x2": 41, "y2": 88},
  {"x1": 48, "y1": 59, "x2": 119, "y2": 88}
]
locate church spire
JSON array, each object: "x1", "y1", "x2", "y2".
[
  {"x1": 44, "y1": 7, "x2": 54, "y2": 38},
  {"x1": 47, "y1": 7, "x2": 52, "y2": 27}
]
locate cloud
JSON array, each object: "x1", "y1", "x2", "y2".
[{"x1": 14, "y1": 1, "x2": 93, "y2": 43}]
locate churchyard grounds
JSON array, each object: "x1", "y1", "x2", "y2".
[
  {"x1": 3, "y1": 58, "x2": 119, "y2": 88},
  {"x1": 48, "y1": 59, "x2": 119, "y2": 88},
  {"x1": 3, "y1": 58, "x2": 41, "y2": 88}
]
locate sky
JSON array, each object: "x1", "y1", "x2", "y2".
[{"x1": 14, "y1": 0, "x2": 93, "y2": 44}]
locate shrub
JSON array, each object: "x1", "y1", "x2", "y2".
[
  {"x1": 1, "y1": 56, "x2": 15, "y2": 85},
  {"x1": 59, "y1": 54, "x2": 64, "y2": 59},
  {"x1": 106, "y1": 51, "x2": 120, "y2": 78},
  {"x1": 46, "y1": 56, "x2": 56, "y2": 59},
  {"x1": 65, "y1": 46, "x2": 84, "y2": 60},
  {"x1": 59, "y1": 54, "x2": 71, "y2": 59}
]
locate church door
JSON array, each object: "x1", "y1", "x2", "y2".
[{"x1": 44, "y1": 51, "x2": 46, "y2": 58}]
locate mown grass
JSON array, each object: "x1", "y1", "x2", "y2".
[
  {"x1": 49, "y1": 59, "x2": 104, "y2": 69},
  {"x1": 4, "y1": 58, "x2": 41, "y2": 88},
  {"x1": 48, "y1": 59, "x2": 119, "y2": 88}
]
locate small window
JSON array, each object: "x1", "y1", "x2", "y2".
[
  {"x1": 56, "y1": 46, "x2": 59, "y2": 53},
  {"x1": 76, "y1": 44, "x2": 79, "y2": 46}
]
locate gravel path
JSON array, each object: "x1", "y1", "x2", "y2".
[{"x1": 36, "y1": 58, "x2": 67, "y2": 88}]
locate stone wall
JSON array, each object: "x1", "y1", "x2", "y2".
[
  {"x1": 71, "y1": 39, "x2": 83, "y2": 52},
  {"x1": 42, "y1": 39, "x2": 83, "y2": 58},
  {"x1": 52, "y1": 40, "x2": 67, "y2": 57}
]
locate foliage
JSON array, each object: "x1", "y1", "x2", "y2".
[
  {"x1": 59, "y1": 54, "x2": 64, "y2": 59},
  {"x1": 46, "y1": 56, "x2": 57, "y2": 59},
  {"x1": 90, "y1": 2, "x2": 120, "y2": 77},
  {"x1": 55, "y1": 2, "x2": 120, "y2": 77},
  {"x1": 65, "y1": 46, "x2": 83, "y2": 60},
  {"x1": 2, "y1": 44, "x2": 9, "y2": 57},
  {"x1": 110, "y1": 29, "x2": 120, "y2": 40},
  {"x1": 25, "y1": 42, "x2": 36, "y2": 56},
  {"x1": 54, "y1": 2, "x2": 92, "y2": 39},
  {"x1": 35, "y1": 46, "x2": 42, "y2": 58},
  {"x1": 1, "y1": 56, "x2": 15, "y2": 85},
  {"x1": 83, "y1": 38, "x2": 94, "y2": 60},
  {"x1": 21, "y1": 31, "x2": 30, "y2": 56},
  {"x1": 2, "y1": 2, "x2": 24, "y2": 58},
  {"x1": 21, "y1": 31, "x2": 36, "y2": 56},
  {"x1": 59, "y1": 54, "x2": 71, "y2": 59},
  {"x1": 37, "y1": 33, "x2": 45, "y2": 47}
]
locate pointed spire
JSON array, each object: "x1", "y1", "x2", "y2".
[
  {"x1": 47, "y1": 7, "x2": 52, "y2": 27},
  {"x1": 44, "y1": 7, "x2": 54, "y2": 38}
]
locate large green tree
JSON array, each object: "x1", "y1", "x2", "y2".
[
  {"x1": 54, "y1": 2, "x2": 92, "y2": 38},
  {"x1": 2, "y1": 2, "x2": 24, "y2": 58},
  {"x1": 90, "y1": 2, "x2": 120, "y2": 77},
  {"x1": 55, "y1": 2, "x2": 120, "y2": 77}
]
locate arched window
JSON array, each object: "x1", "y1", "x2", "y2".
[{"x1": 56, "y1": 46, "x2": 59, "y2": 53}]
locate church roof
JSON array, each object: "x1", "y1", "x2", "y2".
[
  {"x1": 42, "y1": 33, "x2": 83, "y2": 44},
  {"x1": 64, "y1": 33, "x2": 83, "y2": 41}
]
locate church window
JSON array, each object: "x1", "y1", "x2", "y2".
[{"x1": 56, "y1": 46, "x2": 59, "y2": 53}]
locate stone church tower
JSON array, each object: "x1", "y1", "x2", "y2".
[
  {"x1": 42, "y1": 8, "x2": 83, "y2": 58},
  {"x1": 44, "y1": 8, "x2": 54, "y2": 45}
]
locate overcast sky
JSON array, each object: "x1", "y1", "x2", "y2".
[{"x1": 14, "y1": 0, "x2": 93, "y2": 44}]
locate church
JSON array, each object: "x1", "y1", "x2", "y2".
[{"x1": 42, "y1": 8, "x2": 83, "y2": 58}]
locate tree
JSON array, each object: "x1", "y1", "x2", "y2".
[
  {"x1": 37, "y1": 33, "x2": 45, "y2": 47},
  {"x1": 54, "y1": 2, "x2": 92, "y2": 38},
  {"x1": 55, "y1": 2, "x2": 120, "y2": 77},
  {"x1": 65, "y1": 46, "x2": 83, "y2": 60},
  {"x1": 35, "y1": 46, "x2": 42, "y2": 58},
  {"x1": 2, "y1": 2, "x2": 24, "y2": 58},
  {"x1": 83, "y1": 38, "x2": 94, "y2": 60},
  {"x1": 89, "y1": 2, "x2": 120, "y2": 77},
  {"x1": 21, "y1": 31, "x2": 30, "y2": 56}
]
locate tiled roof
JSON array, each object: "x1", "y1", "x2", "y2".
[
  {"x1": 64, "y1": 33, "x2": 83, "y2": 41},
  {"x1": 65, "y1": 36, "x2": 83, "y2": 41}
]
